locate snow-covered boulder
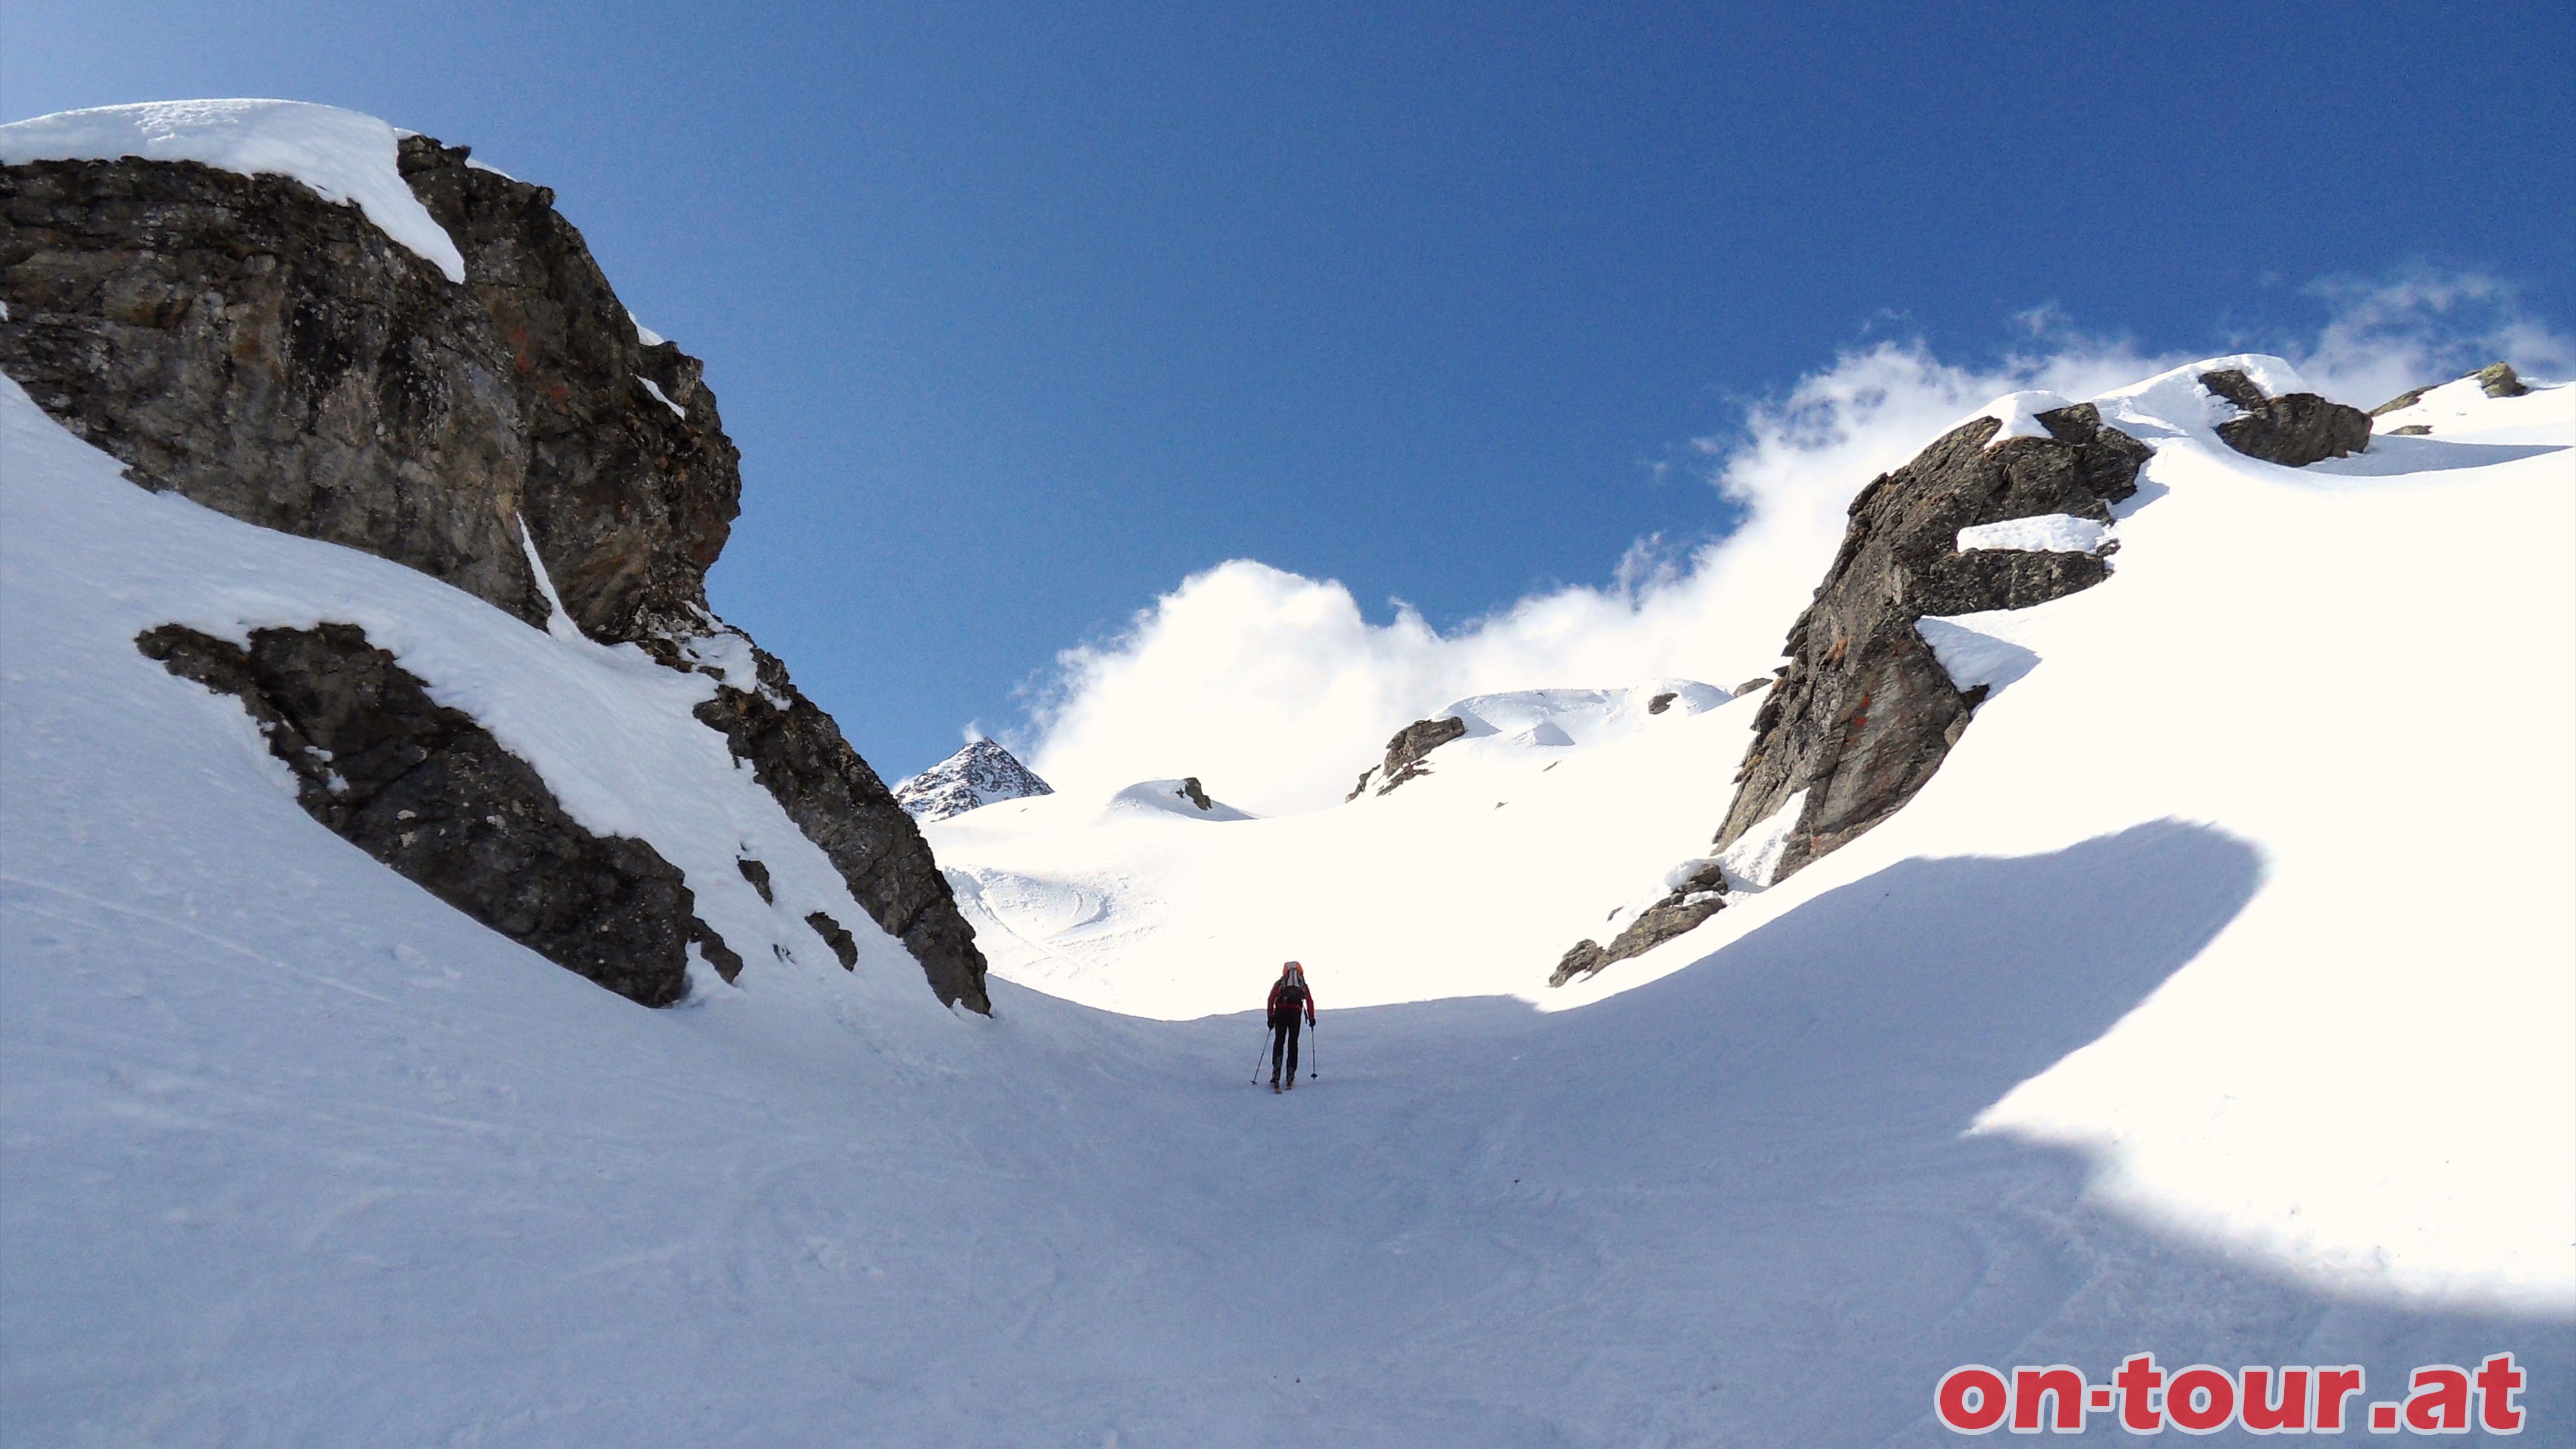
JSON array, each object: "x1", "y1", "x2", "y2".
[{"x1": 896, "y1": 737, "x2": 1055, "y2": 822}]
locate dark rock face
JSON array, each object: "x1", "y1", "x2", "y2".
[
  {"x1": 1, "y1": 139, "x2": 735, "y2": 643},
  {"x1": 804, "y1": 911, "x2": 859, "y2": 971},
  {"x1": 1713, "y1": 405, "x2": 2150, "y2": 885},
  {"x1": 136, "y1": 622, "x2": 711, "y2": 1006},
  {"x1": 1349, "y1": 715, "x2": 1469, "y2": 800},
  {"x1": 692, "y1": 643, "x2": 989, "y2": 1013},
  {"x1": 1550, "y1": 403, "x2": 2151, "y2": 985},
  {"x1": 1177, "y1": 777, "x2": 1214, "y2": 811},
  {"x1": 4, "y1": 138, "x2": 989, "y2": 1012},
  {"x1": 2201, "y1": 369, "x2": 2370, "y2": 467},
  {"x1": 1549, "y1": 860, "x2": 1727, "y2": 987}
]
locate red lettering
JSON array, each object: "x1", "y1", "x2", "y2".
[
  {"x1": 2012, "y1": 1365, "x2": 2086, "y2": 1432},
  {"x1": 2167, "y1": 1365, "x2": 2236, "y2": 1434},
  {"x1": 2405, "y1": 1366, "x2": 2471, "y2": 1434},
  {"x1": 2475, "y1": 1353, "x2": 2525, "y2": 1434},
  {"x1": 2115, "y1": 1353, "x2": 2165, "y2": 1433},
  {"x1": 2240, "y1": 1366, "x2": 2308, "y2": 1433},
  {"x1": 1939, "y1": 1365, "x2": 2008, "y2": 1434},
  {"x1": 2314, "y1": 1366, "x2": 2365, "y2": 1432}
]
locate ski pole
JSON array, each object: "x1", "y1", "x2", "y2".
[
  {"x1": 1309, "y1": 1018, "x2": 1318, "y2": 1079},
  {"x1": 1252, "y1": 1025, "x2": 1269, "y2": 1083}
]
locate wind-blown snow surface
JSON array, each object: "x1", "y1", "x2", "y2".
[
  {"x1": 0, "y1": 101, "x2": 468, "y2": 283},
  {"x1": 5, "y1": 359, "x2": 2571, "y2": 1444}
]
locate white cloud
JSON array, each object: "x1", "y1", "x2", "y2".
[{"x1": 1019, "y1": 277, "x2": 2569, "y2": 816}]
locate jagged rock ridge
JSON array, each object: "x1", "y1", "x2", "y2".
[
  {"x1": 0, "y1": 124, "x2": 986, "y2": 1010},
  {"x1": 896, "y1": 738, "x2": 1055, "y2": 822},
  {"x1": 1554, "y1": 368, "x2": 2412, "y2": 986},
  {"x1": 1550, "y1": 401, "x2": 2153, "y2": 987},
  {"x1": 1711, "y1": 402, "x2": 2151, "y2": 885}
]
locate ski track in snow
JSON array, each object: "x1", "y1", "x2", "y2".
[{"x1": 4, "y1": 360, "x2": 2573, "y2": 1444}]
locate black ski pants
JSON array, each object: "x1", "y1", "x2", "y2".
[{"x1": 1269, "y1": 1018, "x2": 1302, "y2": 1082}]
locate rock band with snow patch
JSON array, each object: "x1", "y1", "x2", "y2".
[{"x1": 1934, "y1": 1352, "x2": 2526, "y2": 1435}]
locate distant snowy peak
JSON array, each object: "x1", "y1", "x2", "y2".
[{"x1": 898, "y1": 739, "x2": 1055, "y2": 822}]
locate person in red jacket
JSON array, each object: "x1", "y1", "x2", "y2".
[{"x1": 1266, "y1": 961, "x2": 1315, "y2": 1092}]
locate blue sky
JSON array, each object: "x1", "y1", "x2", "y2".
[{"x1": 11, "y1": 2, "x2": 2573, "y2": 780}]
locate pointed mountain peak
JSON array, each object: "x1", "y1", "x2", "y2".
[{"x1": 896, "y1": 737, "x2": 1055, "y2": 822}]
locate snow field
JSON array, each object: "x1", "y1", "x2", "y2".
[
  {"x1": 938, "y1": 359, "x2": 2576, "y2": 1313},
  {"x1": 3, "y1": 352, "x2": 2570, "y2": 1444},
  {"x1": 932, "y1": 686, "x2": 1762, "y2": 1018}
]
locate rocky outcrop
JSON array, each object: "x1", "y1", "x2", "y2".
[
  {"x1": 0, "y1": 138, "x2": 733, "y2": 643},
  {"x1": 2372, "y1": 361, "x2": 2531, "y2": 417},
  {"x1": 691, "y1": 642, "x2": 989, "y2": 1013},
  {"x1": 1548, "y1": 404, "x2": 2150, "y2": 986},
  {"x1": 895, "y1": 737, "x2": 1053, "y2": 822},
  {"x1": 1549, "y1": 860, "x2": 1727, "y2": 987},
  {"x1": 1347, "y1": 715, "x2": 1469, "y2": 800},
  {"x1": 3, "y1": 136, "x2": 987, "y2": 1011},
  {"x1": 1177, "y1": 777, "x2": 1214, "y2": 812},
  {"x1": 2201, "y1": 369, "x2": 2369, "y2": 466},
  {"x1": 2473, "y1": 362, "x2": 2530, "y2": 399},
  {"x1": 1714, "y1": 405, "x2": 2149, "y2": 885},
  {"x1": 137, "y1": 622, "x2": 715, "y2": 1006}
]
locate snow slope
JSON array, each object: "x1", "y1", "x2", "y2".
[
  {"x1": 5, "y1": 358, "x2": 2571, "y2": 1445},
  {"x1": 0, "y1": 101, "x2": 468, "y2": 282},
  {"x1": 936, "y1": 359, "x2": 2576, "y2": 1310}
]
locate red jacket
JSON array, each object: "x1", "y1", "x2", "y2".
[{"x1": 1267, "y1": 975, "x2": 1315, "y2": 1028}]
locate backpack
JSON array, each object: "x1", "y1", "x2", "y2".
[{"x1": 1273, "y1": 977, "x2": 1307, "y2": 1021}]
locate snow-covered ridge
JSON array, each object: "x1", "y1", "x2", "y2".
[{"x1": 0, "y1": 100, "x2": 466, "y2": 282}]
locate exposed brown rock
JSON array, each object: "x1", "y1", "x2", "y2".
[{"x1": 0, "y1": 140, "x2": 735, "y2": 642}]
